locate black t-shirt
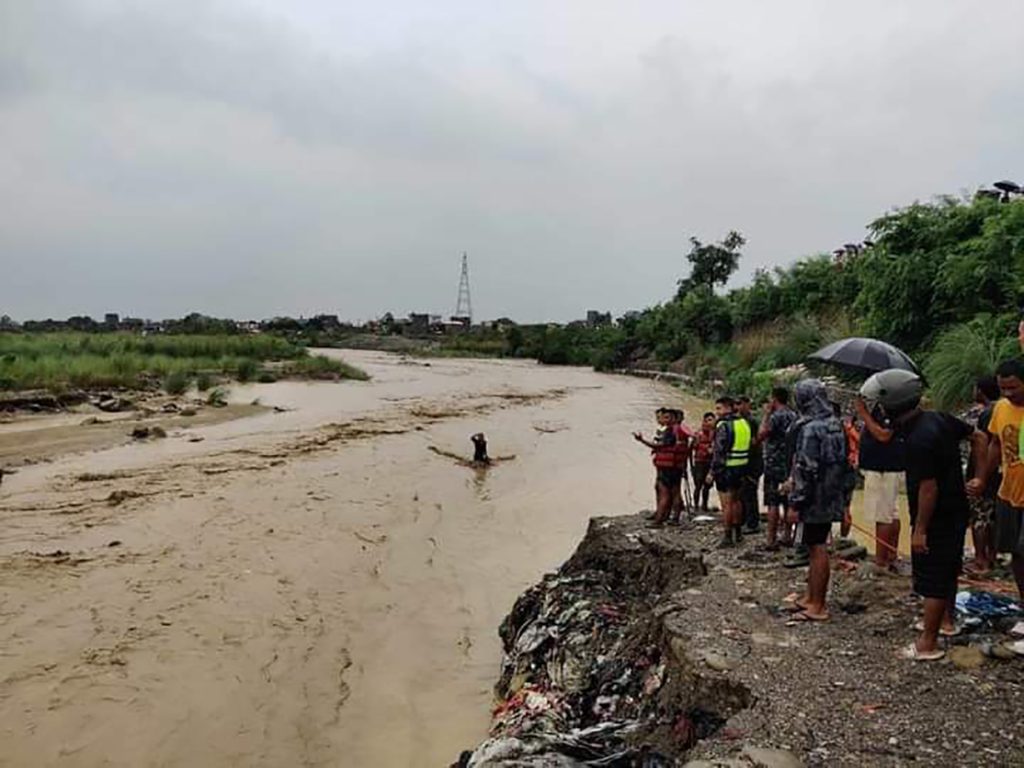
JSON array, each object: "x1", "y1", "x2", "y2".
[
  {"x1": 859, "y1": 406, "x2": 906, "y2": 472},
  {"x1": 900, "y1": 411, "x2": 972, "y2": 529}
]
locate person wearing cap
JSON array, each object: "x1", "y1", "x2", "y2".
[
  {"x1": 785, "y1": 379, "x2": 852, "y2": 622},
  {"x1": 970, "y1": 358, "x2": 1024, "y2": 602},
  {"x1": 864, "y1": 369, "x2": 987, "y2": 661}
]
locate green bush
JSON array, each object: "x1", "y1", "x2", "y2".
[
  {"x1": 284, "y1": 354, "x2": 369, "y2": 381},
  {"x1": 164, "y1": 370, "x2": 190, "y2": 395},
  {"x1": 206, "y1": 387, "x2": 228, "y2": 407},
  {"x1": 195, "y1": 372, "x2": 214, "y2": 391},
  {"x1": 236, "y1": 358, "x2": 259, "y2": 382}
]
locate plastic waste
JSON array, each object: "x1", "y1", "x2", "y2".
[{"x1": 955, "y1": 590, "x2": 1021, "y2": 619}]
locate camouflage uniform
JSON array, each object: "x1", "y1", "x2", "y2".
[
  {"x1": 961, "y1": 403, "x2": 995, "y2": 531},
  {"x1": 762, "y1": 407, "x2": 797, "y2": 507}
]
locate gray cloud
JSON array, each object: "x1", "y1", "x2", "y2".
[{"x1": 2, "y1": 1, "x2": 1023, "y2": 322}]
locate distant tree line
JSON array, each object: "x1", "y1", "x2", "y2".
[
  {"x1": 465, "y1": 192, "x2": 1024, "y2": 408},
  {"x1": 4, "y1": 190, "x2": 1021, "y2": 408}
]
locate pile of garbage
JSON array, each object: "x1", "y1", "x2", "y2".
[
  {"x1": 952, "y1": 590, "x2": 1024, "y2": 660},
  {"x1": 455, "y1": 517, "x2": 751, "y2": 767}
]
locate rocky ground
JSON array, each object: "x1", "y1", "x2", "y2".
[{"x1": 458, "y1": 514, "x2": 1024, "y2": 767}]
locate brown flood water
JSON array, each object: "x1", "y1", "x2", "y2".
[{"x1": 0, "y1": 351, "x2": 704, "y2": 767}]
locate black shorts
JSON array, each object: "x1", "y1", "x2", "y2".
[
  {"x1": 912, "y1": 520, "x2": 967, "y2": 599},
  {"x1": 656, "y1": 468, "x2": 683, "y2": 488},
  {"x1": 994, "y1": 500, "x2": 1024, "y2": 555},
  {"x1": 692, "y1": 461, "x2": 711, "y2": 487},
  {"x1": 799, "y1": 522, "x2": 832, "y2": 547},
  {"x1": 715, "y1": 468, "x2": 743, "y2": 493},
  {"x1": 763, "y1": 478, "x2": 788, "y2": 508}
]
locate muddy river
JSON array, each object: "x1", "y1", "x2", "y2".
[{"x1": 0, "y1": 351, "x2": 704, "y2": 767}]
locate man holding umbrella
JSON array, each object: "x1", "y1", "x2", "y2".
[
  {"x1": 809, "y1": 337, "x2": 921, "y2": 571},
  {"x1": 855, "y1": 398, "x2": 906, "y2": 571}
]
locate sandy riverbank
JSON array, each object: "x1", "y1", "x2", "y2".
[{"x1": 0, "y1": 351, "x2": 702, "y2": 767}]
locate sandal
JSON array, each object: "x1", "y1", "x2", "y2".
[
  {"x1": 781, "y1": 594, "x2": 810, "y2": 613},
  {"x1": 786, "y1": 610, "x2": 830, "y2": 625},
  {"x1": 900, "y1": 643, "x2": 945, "y2": 662},
  {"x1": 913, "y1": 620, "x2": 962, "y2": 637}
]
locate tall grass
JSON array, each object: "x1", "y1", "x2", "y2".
[
  {"x1": 923, "y1": 317, "x2": 1019, "y2": 409},
  {"x1": 0, "y1": 333, "x2": 367, "y2": 392},
  {"x1": 0, "y1": 332, "x2": 302, "y2": 361}
]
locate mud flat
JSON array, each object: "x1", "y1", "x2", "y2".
[{"x1": 0, "y1": 350, "x2": 705, "y2": 767}]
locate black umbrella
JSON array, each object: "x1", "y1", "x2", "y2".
[{"x1": 807, "y1": 337, "x2": 920, "y2": 376}]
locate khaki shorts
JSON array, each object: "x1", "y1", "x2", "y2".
[{"x1": 863, "y1": 470, "x2": 903, "y2": 524}]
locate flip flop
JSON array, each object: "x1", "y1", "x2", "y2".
[
  {"x1": 786, "y1": 610, "x2": 830, "y2": 625},
  {"x1": 900, "y1": 643, "x2": 945, "y2": 662},
  {"x1": 780, "y1": 597, "x2": 810, "y2": 614},
  {"x1": 913, "y1": 620, "x2": 962, "y2": 637}
]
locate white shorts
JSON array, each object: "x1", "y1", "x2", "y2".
[{"x1": 863, "y1": 470, "x2": 903, "y2": 524}]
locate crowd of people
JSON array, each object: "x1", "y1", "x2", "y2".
[{"x1": 634, "y1": 357, "x2": 1024, "y2": 662}]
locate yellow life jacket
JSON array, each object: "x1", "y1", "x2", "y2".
[{"x1": 725, "y1": 417, "x2": 752, "y2": 468}]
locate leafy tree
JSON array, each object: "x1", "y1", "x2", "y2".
[
  {"x1": 677, "y1": 288, "x2": 733, "y2": 345},
  {"x1": 677, "y1": 230, "x2": 746, "y2": 297}
]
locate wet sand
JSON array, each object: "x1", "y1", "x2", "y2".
[
  {"x1": 0, "y1": 403, "x2": 265, "y2": 467},
  {"x1": 0, "y1": 351, "x2": 703, "y2": 767}
]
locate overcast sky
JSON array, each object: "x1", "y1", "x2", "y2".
[{"x1": 2, "y1": 1, "x2": 1022, "y2": 323}]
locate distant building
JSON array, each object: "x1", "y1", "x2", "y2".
[
  {"x1": 67, "y1": 315, "x2": 100, "y2": 332},
  {"x1": 407, "y1": 313, "x2": 431, "y2": 336},
  {"x1": 443, "y1": 320, "x2": 469, "y2": 335},
  {"x1": 104, "y1": 313, "x2": 120, "y2": 328},
  {"x1": 586, "y1": 310, "x2": 612, "y2": 328},
  {"x1": 310, "y1": 314, "x2": 341, "y2": 331}
]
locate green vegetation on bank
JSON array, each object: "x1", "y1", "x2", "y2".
[
  {"x1": 0, "y1": 333, "x2": 368, "y2": 392},
  {"x1": 348, "y1": 193, "x2": 1023, "y2": 409}
]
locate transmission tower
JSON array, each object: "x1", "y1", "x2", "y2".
[{"x1": 453, "y1": 252, "x2": 472, "y2": 325}]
